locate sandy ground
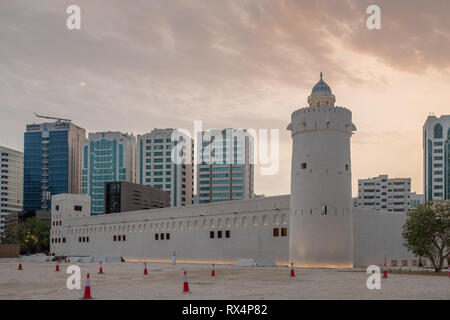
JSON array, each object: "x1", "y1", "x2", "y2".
[{"x1": 0, "y1": 259, "x2": 448, "y2": 300}]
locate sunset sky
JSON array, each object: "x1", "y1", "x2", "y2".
[{"x1": 1, "y1": 0, "x2": 449, "y2": 196}]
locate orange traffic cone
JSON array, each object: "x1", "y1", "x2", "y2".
[
  {"x1": 183, "y1": 271, "x2": 190, "y2": 293},
  {"x1": 383, "y1": 264, "x2": 388, "y2": 278},
  {"x1": 98, "y1": 261, "x2": 104, "y2": 274},
  {"x1": 18, "y1": 258, "x2": 23, "y2": 271},
  {"x1": 144, "y1": 262, "x2": 148, "y2": 275},
  {"x1": 82, "y1": 274, "x2": 93, "y2": 299},
  {"x1": 56, "y1": 263, "x2": 60, "y2": 272},
  {"x1": 290, "y1": 262, "x2": 295, "y2": 277},
  {"x1": 211, "y1": 264, "x2": 215, "y2": 277}
]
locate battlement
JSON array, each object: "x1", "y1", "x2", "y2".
[{"x1": 291, "y1": 106, "x2": 351, "y2": 121}]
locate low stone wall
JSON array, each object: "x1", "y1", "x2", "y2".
[{"x1": 0, "y1": 244, "x2": 20, "y2": 258}]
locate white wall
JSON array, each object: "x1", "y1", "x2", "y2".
[
  {"x1": 353, "y1": 208, "x2": 415, "y2": 267},
  {"x1": 51, "y1": 194, "x2": 290, "y2": 264},
  {"x1": 51, "y1": 194, "x2": 417, "y2": 268}
]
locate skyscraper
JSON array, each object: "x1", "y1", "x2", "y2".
[
  {"x1": 423, "y1": 114, "x2": 450, "y2": 201},
  {"x1": 136, "y1": 129, "x2": 193, "y2": 207},
  {"x1": 23, "y1": 120, "x2": 85, "y2": 211},
  {"x1": 196, "y1": 128, "x2": 254, "y2": 203},
  {"x1": 82, "y1": 131, "x2": 136, "y2": 214},
  {"x1": 0, "y1": 146, "x2": 23, "y2": 238}
]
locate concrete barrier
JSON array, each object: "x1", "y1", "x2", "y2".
[
  {"x1": 255, "y1": 258, "x2": 276, "y2": 267},
  {"x1": 236, "y1": 258, "x2": 256, "y2": 267},
  {"x1": 106, "y1": 256, "x2": 123, "y2": 262}
]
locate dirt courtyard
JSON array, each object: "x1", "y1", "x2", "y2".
[{"x1": 0, "y1": 259, "x2": 448, "y2": 300}]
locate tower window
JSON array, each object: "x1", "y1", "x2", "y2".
[
  {"x1": 225, "y1": 230, "x2": 230, "y2": 238},
  {"x1": 301, "y1": 163, "x2": 307, "y2": 169},
  {"x1": 281, "y1": 228, "x2": 288, "y2": 237},
  {"x1": 273, "y1": 228, "x2": 279, "y2": 237},
  {"x1": 345, "y1": 164, "x2": 349, "y2": 171},
  {"x1": 217, "y1": 230, "x2": 222, "y2": 238},
  {"x1": 210, "y1": 231, "x2": 215, "y2": 239}
]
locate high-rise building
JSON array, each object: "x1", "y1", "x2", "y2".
[
  {"x1": 104, "y1": 181, "x2": 170, "y2": 214},
  {"x1": 82, "y1": 132, "x2": 136, "y2": 214},
  {"x1": 0, "y1": 146, "x2": 23, "y2": 238},
  {"x1": 423, "y1": 114, "x2": 450, "y2": 201},
  {"x1": 196, "y1": 128, "x2": 254, "y2": 203},
  {"x1": 410, "y1": 192, "x2": 425, "y2": 209},
  {"x1": 356, "y1": 174, "x2": 412, "y2": 213},
  {"x1": 136, "y1": 129, "x2": 193, "y2": 207},
  {"x1": 23, "y1": 121, "x2": 86, "y2": 211}
]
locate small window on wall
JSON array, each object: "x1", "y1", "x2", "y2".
[
  {"x1": 123, "y1": 235, "x2": 126, "y2": 241},
  {"x1": 345, "y1": 164, "x2": 349, "y2": 171},
  {"x1": 74, "y1": 205, "x2": 82, "y2": 211},
  {"x1": 210, "y1": 231, "x2": 215, "y2": 239},
  {"x1": 160, "y1": 233, "x2": 164, "y2": 240},
  {"x1": 86, "y1": 237, "x2": 89, "y2": 242},
  {"x1": 63, "y1": 238, "x2": 66, "y2": 243},
  {"x1": 166, "y1": 233, "x2": 170, "y2": 240},
  {"x1": 301, "y1": 163, "x2": 307, "y2": 169},
  {"x1": 113, "y1": 235, "x2": 117, "y2": 241},
  {"x1": 217, "y1": 231, "x2": 222, "y2": 238},
  {"x1": 56, "y1": 205, "x2": 59, "y2": 211},
  {"x1": 391, "y1": 260, "x2": 397, "y2": 267},
  {"x1": 118, "y1": 235, "x2": 121, "y2": 241},
  {"x1": 155, "y1": 234, "x2": 159, "y2": 240},
  {"x1": 79, "y1": 237, "x2": 82, "y2": 242},
  {"x1": 225, "y1": 230, "x2": 230, "y2": 238},
  {"x1": 273, "y1": 228, "x2": 279, "y2": 237}
]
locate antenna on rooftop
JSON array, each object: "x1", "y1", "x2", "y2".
[{"x1": 34, "y1": 113, "x2": 71, "y2": 123}]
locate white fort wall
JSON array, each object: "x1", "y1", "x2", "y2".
[
  {"x1": 352, "y1": 208, "x2": 415, "y2": 267},
  {"x1": 50, "y1": 194, "x2": 417, "y2": 267},
  {"x1": 50, "y1": 194, "x2": 290, "y2": 264}
]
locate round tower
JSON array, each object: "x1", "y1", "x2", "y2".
[{"x1": 287, "y1": 73, "x2": 356, "y2": 268}]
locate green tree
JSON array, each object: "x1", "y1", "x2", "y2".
[
  {"x1": 402, "y1": 200, "x2": 450, "y2": 272},
  {"x1": 0, "y1": 218, "x2": 50, "y2": 254}
]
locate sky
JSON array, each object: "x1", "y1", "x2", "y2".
[{"x1": 0, "y1": 0, "x2": 449, "y2": 197}]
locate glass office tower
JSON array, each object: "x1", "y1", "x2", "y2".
[
  {"x1": 423, "y1": 115, "x2": 450, "y2": 201},
  {"x1": 23, "y1": 121, "x2": 86, "y2": 211},
  {"x1": 197, "y1": 128, "x2": 254, "y2": 203},
  {"x1": 82, "y1": 131, "x2": 135, "y2": 214}
]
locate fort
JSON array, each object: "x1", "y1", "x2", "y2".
[{"x1": 50, "y1": 74, "x2": 418, "y2": 268}]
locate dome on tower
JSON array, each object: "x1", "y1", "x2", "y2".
[{"x1": 307, "y1": 72, "x2": 336, "y2": 107}]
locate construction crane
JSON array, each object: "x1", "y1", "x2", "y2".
[{"x1": 34, "y1": 113, "x2": 71, "y2": 123}]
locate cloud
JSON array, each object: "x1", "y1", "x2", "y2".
[{"x1": 0, "y1": 0, "x2": 448, "y2": 196}]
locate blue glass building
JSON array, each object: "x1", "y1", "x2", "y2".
[
  {"x1": 82, "y1": 132, "x2": 135, "y2": 214},
  {"x1": 23, "y1": 121, "x2": 86, "y2": 211}
]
